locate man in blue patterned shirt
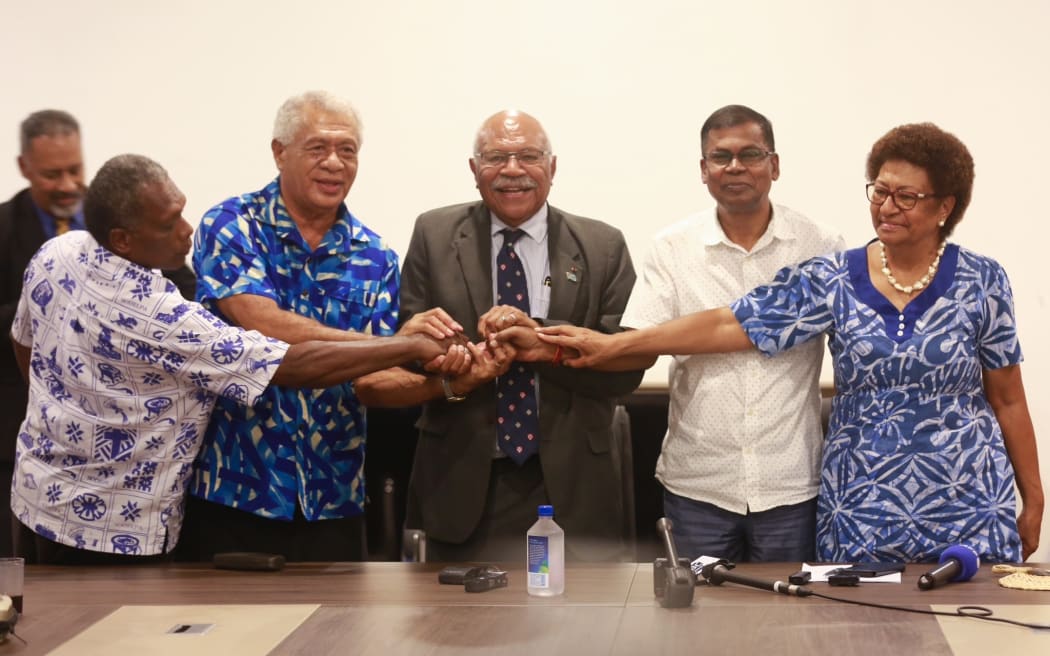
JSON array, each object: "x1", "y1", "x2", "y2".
[
  {"x1": 183, "y1": 91, "x2": 460, "y2": 561},
  {"x1": 11, "y1": 154, "x2": 449, "y2": 565}
]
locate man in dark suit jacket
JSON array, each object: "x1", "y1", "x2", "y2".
[
  {"x1": 1, "y1": 110, "x2": 196, "y2": 558},
  {"x1": 1, "y1": 110, "x2": 87, "y2": 558},
  {"x1": 356, "y1": 110, "x2": 644, "y2": 561}
]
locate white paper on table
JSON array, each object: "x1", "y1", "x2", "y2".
[{"x1": 802, "y1": 562, "x2": 902, "y2": 583}]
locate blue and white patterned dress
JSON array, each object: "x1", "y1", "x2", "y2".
[{"x1": 732, "y1": 242, "x2": 1023, "y2": 563}]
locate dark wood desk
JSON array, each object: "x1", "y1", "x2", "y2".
[{"x1": 10, "y1": 562, "x2": 1050, "y2": 655}]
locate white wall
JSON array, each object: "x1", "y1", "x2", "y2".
[{"x1": 3, "y1": 0, "x2": 1048, "y2": 560}]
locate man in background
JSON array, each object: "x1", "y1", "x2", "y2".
[
  {"x1": 0, "y1": 110, "x2": 194, "y2": 557},
  {"x1": 357, "y1": 110, "x2": 644, "y2": 561},
  {"x1": 621, "y1": 105, "x2": 843, "y2": 562}
]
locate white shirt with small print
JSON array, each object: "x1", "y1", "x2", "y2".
[{"x1": 622, "y1": 204, "x2": 844, "y2": 514}]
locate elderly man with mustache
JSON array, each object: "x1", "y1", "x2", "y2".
[{"x1": 356, "y1": 110, "x2": 644, "y2": 562}]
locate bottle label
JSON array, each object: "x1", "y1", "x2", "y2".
[{"x1": 527, "y1": 535, "x2": 550, "y2": 588}]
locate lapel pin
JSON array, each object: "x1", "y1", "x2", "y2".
[{"x1": 566, "y1": 266, "x2": 578, "y2": 283}]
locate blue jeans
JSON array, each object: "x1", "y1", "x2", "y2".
[{"x1": 663, "y1": 489, "x2": 816, "y2": 563}]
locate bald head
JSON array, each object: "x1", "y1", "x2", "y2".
[
  {"x1": 473, "y1": 110, "x2": 551, "y2": 155},
  {"x1": 470, "y1": 110, "x2": 556, "y2": 227}
]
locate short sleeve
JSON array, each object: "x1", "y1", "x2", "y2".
[
  {"x1": 976, "y1": 259, "x2": 1023, "y2": 370},
  {"x1": 622, "y1": 240, "x2": 678, "y2": 329},
  {"x1": 137, "y1": 301, "x2": 290, "y2": 406},
  {"x1": 731, "y1": 256, "x2": 836, "y2": 356},
  {"x1": 194, "y1": 201, "x2": 279, "y2": 305},
  {"x1": 10, "y1": 250, "x2": 41, "y2": 347}
]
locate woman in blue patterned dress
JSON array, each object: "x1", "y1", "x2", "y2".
[{"x1": 534, "y1": 123, "x2": 1043, "y2": 563}]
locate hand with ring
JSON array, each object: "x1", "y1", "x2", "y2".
[{"x1": 478, "y1": 304, "x2": 539, "y2": 340}]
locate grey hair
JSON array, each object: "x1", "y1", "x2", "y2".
[
  {"x1": 272, "y1": 91, "x2": 362, "y2": 146},
  {"x1": 20, "y1": 109, "x2": 79, "y2": 154},
  {"x1": 84, "y1": 154, "x2": 170, "y2": 247}
]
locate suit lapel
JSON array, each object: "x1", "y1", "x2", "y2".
[
  {"x1": 545, "y1": 208, "x2": 584, "y2": 321},
  {"x1": 452, "y1": 204, "x2": 494, "y2": 323}
]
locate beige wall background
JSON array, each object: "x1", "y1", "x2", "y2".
[{"x1": 3, "y1": 0, "x2": 1048, "y2": 561}]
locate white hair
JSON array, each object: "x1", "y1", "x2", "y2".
[{"x1": 272, "y1": 91, "x2": 362, "y2": 145}]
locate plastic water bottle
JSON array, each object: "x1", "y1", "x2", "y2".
[{"x1": 526, "y1": 504, "x2": 565, "y2": 596}]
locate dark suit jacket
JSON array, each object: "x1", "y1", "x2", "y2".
[
  {"x1": 0, "y1": 188, "x2": 198, "y2": 463},
  {"x1": 0, "y1": 190, "x2": 46, "y2": 462},
  {"x1": 400, "y1": 202, "x2": 644, "y2": 560}
]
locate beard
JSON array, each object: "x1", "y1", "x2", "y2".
[{"x1": 47, "y1": 191, "x2": 84, "y2": 219}]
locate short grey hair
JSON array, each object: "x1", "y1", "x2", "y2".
[
  {"x1": 20, "y1": 109, "x2": 79, "y2": 154},
  {"x1": 272, "y1": 91, "x2": 362, "y2": 146},
  {"x1": 84, "y1": 154, "x2": 170, "y2": 246}
]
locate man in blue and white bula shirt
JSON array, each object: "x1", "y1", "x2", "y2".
[
  {"x1": 10, "y1": 154, "x2": 290, "y2": 562},
  {"x1": 185, "y1": 91, "x2": 405, "y2": 561},
  {"x1": 11, "y1": 154, "x2": 451, "y2": 565}
]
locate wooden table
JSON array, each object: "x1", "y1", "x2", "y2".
[{"x1": 9, "y1": 562, "x2": 1050, "y2": 655}]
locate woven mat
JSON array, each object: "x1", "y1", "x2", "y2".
[{"x1": 991, "y1": 564, "x2": 1050, "y2": 591}]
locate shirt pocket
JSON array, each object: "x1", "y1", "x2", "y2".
[{"x1": 319, "y1": 280, "x2": 380, "y2": 329}]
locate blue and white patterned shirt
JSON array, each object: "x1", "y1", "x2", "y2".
[
  {"x1": 191, "y1": 177, "x2": 400, "y2": 521},
  {"x1": 10, "y1": 231, "x2": 287, "y2": 556}
]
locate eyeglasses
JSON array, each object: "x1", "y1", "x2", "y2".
[
  {"x1": 474, "y1": 149, "x2": 550, "y2": 168},
  {"x1": 704, "y1": 148, "x2": 774, "y2": 168},
  {"x1": 865, "y1": 183, "x2": 937, "y2": 210}
]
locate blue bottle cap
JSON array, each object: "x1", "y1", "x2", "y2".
[{"x1": 538, "y1": 504, "x2": 554, "y2": 517}]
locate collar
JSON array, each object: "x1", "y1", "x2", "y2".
[
  {"x1": 263, "y1": 177, "x2": 367, "y2": 249},
  {"x1": 489, "y1": 204, "x2": 549, "y2": 244},
  {"x1": 31, "y1": 196, "x2": 85, "y2": 236},
  {"x1": 701, "y1": 202, "x2": 795, "y2": 251}
]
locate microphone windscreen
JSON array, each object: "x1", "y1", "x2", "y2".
[{"x1": 940, "y1": 544, "x2": 980, "y2": 582}]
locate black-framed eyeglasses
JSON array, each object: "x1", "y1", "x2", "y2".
[
  {"x1": 474, "y1": 149, "x2": 550, "y2": 168},
  {"x1": 865, "y1": 183, "x2": 937, "y2": 210},
  {"x1": 704, "y1": 148, "x2": 774, "y2": 168}
]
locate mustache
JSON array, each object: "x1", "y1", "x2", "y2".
[{"x1": 491, "y1": 175, "x2": 537, "y2": 191}]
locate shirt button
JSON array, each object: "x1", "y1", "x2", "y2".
[
  {"x1": 898, "y1": 314, "x2": 905, "y2": 321},
  {"x1": 898, "y1": 323, "x2": 906, "y2": 330},
  {"x1": 897, "y1": 330, "x2": 905, "y2": 336}
]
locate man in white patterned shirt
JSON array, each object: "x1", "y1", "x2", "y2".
[
  {"x1": 9, "y1": 154, "x2": 448, "y2": 564},
  {"x1": 622, "y1": 105, "x2": 844, "y2": 562}
]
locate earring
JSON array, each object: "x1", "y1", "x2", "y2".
[{"x1": 938, "y1": 219, "x2": 946, "y2": 227}]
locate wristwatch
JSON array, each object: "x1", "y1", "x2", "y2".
[{"x1": 442, "y1": 377, "x2": 467, "y2": 402}]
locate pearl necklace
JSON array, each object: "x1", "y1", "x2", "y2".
[{"x1": 879, "y1": 240, "x2": 946, "y2": 294}]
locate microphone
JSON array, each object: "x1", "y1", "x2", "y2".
[
  {"x1": 653, "y1": 518, "x2": 696, "y2": 608},
  {"x1": 700, "y1": 561, "x2": 813, "y2": 597},
  {"x1": 917, "y1": 544, "x2": 980, "y2": 591}
]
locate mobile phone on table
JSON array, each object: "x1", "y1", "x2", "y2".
[{"x1": 847, "y1": 562, "x2": 906, "y2": 577}]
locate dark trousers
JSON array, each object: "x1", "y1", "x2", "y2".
[
  {"x1": 663, "y1": 489, "x2": 817, "y2": 563},
  {"x1": 424, "y1": 456, "x2": 549, "y2": 563},
  {"x1": 176, "y1": 496, "x2": 366, "y2": 562}
]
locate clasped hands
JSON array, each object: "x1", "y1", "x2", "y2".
[
  {"x1": 394, "y1": 306, "x2": 520, "y2": 396},
  {"x1": 396, "y1": 306, "x2": 616, "y2": 397}
]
